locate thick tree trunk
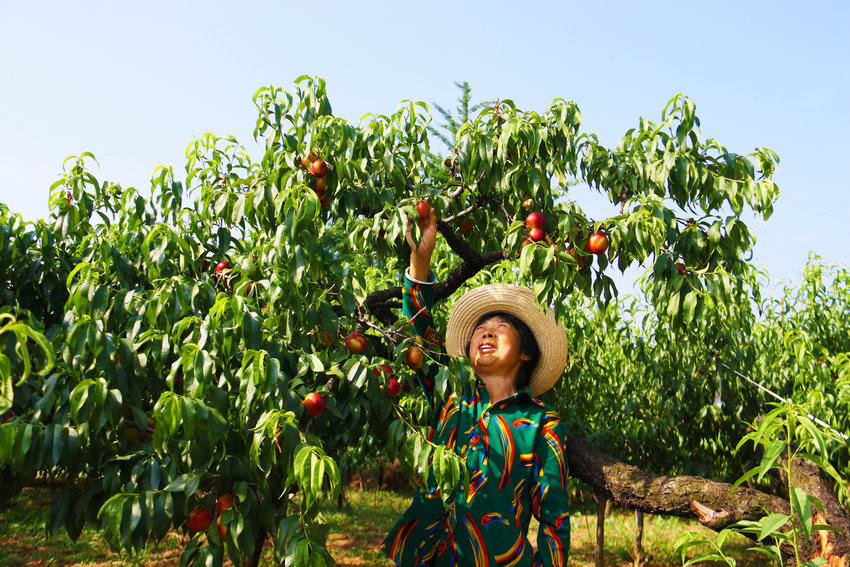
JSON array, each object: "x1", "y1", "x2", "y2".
[
  {"x1": 337, "y1": 483, "x2": 346, "y2": 509},
  {"x1": 566, "y1": 435, "x2": 850, "y2": 566},
  {"x1": 240, "y1": 526, "x2": 266, "y2": 567},
  {"x1": 634, "y1": 509, "x2": 646, "y2": 567},
  {"x1": 785, "y1": 456, "x2": 850, "y2": 565},
  {"x1": 594, "y1": 489, "x2": 607, "y2": 567}
]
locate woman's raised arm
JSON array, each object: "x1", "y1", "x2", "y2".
[
  {"x1": 406, "y1": 204, "x2": 437, "y2": 281},
  {"x1": 402, "y1": 205, "x2": 444, "y2": 407}
]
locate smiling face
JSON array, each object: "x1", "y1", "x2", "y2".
[{"x1": 467, "y1": 315, "x2": 532, "y2": 380}]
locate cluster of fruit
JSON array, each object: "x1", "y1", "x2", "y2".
[
  {"x1": 521, "y1": 206, "x2": 690, "y2": 274},
  {"x1": 203, "y1": 194, "x2": 690, "y2": 424},
  {"x1": 301, "y1": 152, "x2": 329, "y2": 208},
  {"x1": 197, "y1": 258, "x2": 236, "y2": 291},
  {"x1": 187, "y1": 493, "x2": 234, "y2": 541},
  {"x1": 522, "y1": 211, "x2": 609, "y2": 268},
  {"x1": 197, "y1": 258, "x2": 259, "y2": 296},
  {"x1": 343, "y1": 332, "x2": 423, "y2": 372},
  {"x1": 301, "y1": 332, "x2": 426, "y2": 418},
  {"x1": 413, "y1": 194, "x2": 686, "y2": 273}
]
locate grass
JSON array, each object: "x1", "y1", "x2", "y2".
[
  {"x1": 0, "y1": 485, "x2": 772, "y2": 566},
  {"x1": 0, "y1": 486, "x2": 187, "y2": 566},
  {"x1": 321, "y1": 488, "x2": 412, "y2": 565},
  {"x1": 322, "y1": 487, "x2": 772, "y2": 567}
]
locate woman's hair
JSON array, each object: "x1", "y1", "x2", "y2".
[{"x1": 466, "y1": 312, "x2": 540, "y2": 390}]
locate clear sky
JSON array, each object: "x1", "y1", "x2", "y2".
[{"x1": 1, "y1": 0, "x2": 848, "y2": 296}]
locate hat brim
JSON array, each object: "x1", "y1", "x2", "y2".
[{"x1": 445, "y1": 284, "x2": 568, "y2": 397}]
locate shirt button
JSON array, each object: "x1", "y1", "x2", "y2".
[{"x1": 444, "y1": 527, "x2": 451, "y2": 535}]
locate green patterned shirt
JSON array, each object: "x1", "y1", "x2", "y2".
[{"x1": 382, "y1": 273, "x2": 570, "y2": 567}]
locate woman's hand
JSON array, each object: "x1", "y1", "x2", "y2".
[{"x1": 406, "y1": 206, "x2": 437, "y2": 281}]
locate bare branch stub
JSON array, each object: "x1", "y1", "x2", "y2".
[
  {"x1": 442, "y1": 204, "x2": 477, "y2": 223},
  {"x1": 690, "y1": 500, "x2": 732, "y2": 529}
]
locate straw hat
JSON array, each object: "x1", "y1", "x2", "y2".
[{"x1": 445, "y1": 284, "x2": 568, "y2": 397}]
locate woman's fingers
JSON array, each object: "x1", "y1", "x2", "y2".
[{"x1": 405, "y1": 208, "x2": 438, "y2": 253}]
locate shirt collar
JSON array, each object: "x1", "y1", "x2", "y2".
[
  {"x1": 516, "y1": 385, "x2": 545, "y2": 407},
  {"x1": 475, "y1": 378, "x2": 543, "y2": 408}
]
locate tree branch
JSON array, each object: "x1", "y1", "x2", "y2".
[
  {"x1": 363, "y1": 250, "x2": 511, "y2": 313},
  {"x1": 566, "y1": 435, "x2": 789, "y2": 525},
  {"x1": 441, "y1": 203, "x2": 476, "y2": 223},
  {"x1": 435, "y1": 251, "x2": 510, "y2": 301},
  {"x1": 436, "y1": 219, "x2": 480, "y2": 264},
  {"x1": 788, "y1": 455, "x2": 850, "y2": 560},
  {"x1": 567, "y1": 435, "x2": 850, "y2": 566}
]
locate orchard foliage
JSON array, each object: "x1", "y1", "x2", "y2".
[
  {"x1": 553, "y1": 258, "x2": 849, "y2": 490},
  {"x1": 0, "y1": 76, "x2": 797, "y2": 565}
]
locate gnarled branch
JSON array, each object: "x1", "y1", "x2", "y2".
[
  {"x1": 566, "y1": 435, "x2": 788, "y2": 523},
  {"x1": 567, "y1": 435, "x2": 850, "y2": 566},
  {"x1": 363, "y1": 250, "x2": 511, "y2": 312}
]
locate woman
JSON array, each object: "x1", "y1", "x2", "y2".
[{"x1": 381, "y1": 208, "x2": 570, "y2": 567}]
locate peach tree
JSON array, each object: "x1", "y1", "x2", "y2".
[{"x1": 0, "y1": 75, "x2": 812, "y2": 566}]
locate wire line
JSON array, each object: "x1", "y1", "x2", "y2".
[{"x1": 718, "y1": 361, "x2": 849, "y2": 441}]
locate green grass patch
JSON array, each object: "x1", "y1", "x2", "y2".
[
  {"x1": 0, "y1": 486, "x2": 185, "y2": 566},
  {"x1": 1, "y1": 485, "x2": 773, "y2": 566},
  {"x1": 320, "y1": 488, "x2": 412, "y2": 565}
]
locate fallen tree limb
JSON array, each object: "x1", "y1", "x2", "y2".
[{"x1": 566, "y1": 435, "x2": 849, "y2": 566}]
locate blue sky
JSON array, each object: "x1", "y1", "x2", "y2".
[{"x1": 1, "y1": 1, "x2": 848, "y2": 296}]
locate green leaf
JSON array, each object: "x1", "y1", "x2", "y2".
[
  {"x1": 682, "y1": 290, "x2": 698, "y2": 323},
  {"x1": 685, "y1": 554, "x2": 733, "y2": 567},
  {"x1": 48, "y1": 487, "x2": 71, "y2": 536},
  {"x1": 757, "y1": 513, "x2": 790, "y2": 541},
  {"x1": 0, "y1": 356, "x2": 14, "y2": 415},
  {"x1": 729, "y1": 465, "x2": 761, "y2": 491},
  {"x1": 274, "y1": 516, "x2": 299, "y2": 551},
  {"x1": 519, "y1": 242, "x2": 533, "y2": 275},
  {"x1": 164, "y1": 472, "x2": 202, "y2": 495},
  {"x1": 232, "y1": 194, "x2": 246, "y2": 224},
  {"x1": 708, "y1": 222, "x2": 721, "y2": 245},
  {"x1": 13, "y1": 423, "x2": 33, "y2": 468},
  {"x1": 69, "y1": 379, "x2": 94, "y2": 422},
  {"x1": 181, "y1": 397, "x2": 197, "y2": 440},
  {"x1": 757, "y1": 439, "x2": 785, "y2": 482},
  {"x1": 790, "y1": 487, "x2": 813, "y2": 540},
  {"x1": 305, "y1": 354, "x2": 324, "y2": 373},
  {"x1": 741, "y1": 545, "x2": 781, "y2": 564},
  {"x1": 129, "y1": 496, "x2": 142, "y2": 533},
  {"x1": 51, "y1": 426, "x2": 65, "y2": 467},
  {"x1": 799, "y1": 453, "x2": 846, "y2": 487},
  {"x1": 348, "y1": 362, "x2": 368, "y2": 389},
  {"x1": 796, "y1": 415, "x2": 828, "y2": 457}
]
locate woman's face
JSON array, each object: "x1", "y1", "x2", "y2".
[{"x1": 468, "y1": 315, "x2": 532, "y2": 377}]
